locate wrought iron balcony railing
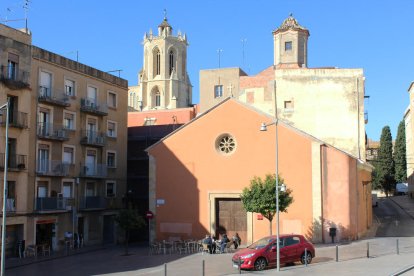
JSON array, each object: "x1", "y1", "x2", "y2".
[
  {"x1": 0, "y1": 153, "x2": 27, "y2": 170},
  {"x1": 36, "y1": 197, "x2": 73, "y2": 211},
  {"x1": 0, "y1": 109, "x2": 28, "y2": 128},
  {"x1": 37, "y1": 122, "x2": 69, "y2": 141},
  {"x1": 36, "y1": 160, "x2": 71, "y2": 177},
  {"x1": 80, "y1": 130, "x2": 106, "y2": 147},
  {"x1": 79, "y1": 196, "x2": 107, "y2": 209},
  {"x1": 79, "y1": 163, "x2": 107, "y2": 178},
  {"x1": 0, "y1": 65, "x2": 30, "y2": 88},
  {"x1": 80, "y1": 97, "x2": 108, "y2": 116},
  {"x1": 38, "y1": 86, "x2": 70, "y2": 107}
]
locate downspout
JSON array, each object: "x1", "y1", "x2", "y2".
[
  {"x1": 320, "y1": 144, "x2": 326, "y2": 243},
  {"x1": 356, "y1": 77, "x2": 361, "y2": 159}
]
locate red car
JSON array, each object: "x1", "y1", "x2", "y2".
[{"x1": 232, "y1": 234, "x2": 315, "y2": 271}]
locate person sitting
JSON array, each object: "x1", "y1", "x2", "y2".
[
  {"x1": 220, "y1": 234, "x2": 230, "y2": 253},
  {"x1": 202, "y1": 234, "x2": 216, "y2": 254},
  {"x1": 232, "y1": 233, "x2": 241, "y2": 249}
]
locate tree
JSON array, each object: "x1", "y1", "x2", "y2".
[
  {"x1": 115, "y1": 209, "x2": 146, "y2": 255},
  {"x1": 375, "y1": 126, "x2": 395, "y2": 196},
  {"x1": 240, "y1": 174, "x2": 293, "y2": 235},
  {"x1": 394, "y1": 121, "x2": 407, "y2": 183}
]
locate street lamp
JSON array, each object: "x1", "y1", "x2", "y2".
[
  {"x1": 260, "y1": 80, "x2": 284, "y2": 271},
  {"x1": 0, "y1": 100, "x2": 10, "y2": 276}
]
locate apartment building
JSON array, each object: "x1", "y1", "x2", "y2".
[{"x1": 0, "y1": 23, "x2": 128, "y2": 256}]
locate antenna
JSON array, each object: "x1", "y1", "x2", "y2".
[
  {"x1": 217, "y1": 49, "x2": 223, "y2": 68},
  {"x1": 23, "y1": 0, "x2": 30, "y2": 30},
  {"x1": 241, "y1": 38, "x2": 247, "y2": 69}
]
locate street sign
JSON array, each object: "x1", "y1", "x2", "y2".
[{"x1": 146, "y1": 211, "x2": 154, "y2": 219}]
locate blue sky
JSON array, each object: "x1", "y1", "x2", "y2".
[{"x1": 1, "y1": 0, "x2": 413, "y2": 141}]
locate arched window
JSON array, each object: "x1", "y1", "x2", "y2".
[
  {"x1": 153, "y1": 48, "x2": 161, "y2": 77},
  {"x1": 132, "y1": 93, "x2": 136, "y2": 108},
  {"x1": 155, "y1": 92, "x2": 161, "y2": 107},
  {"x1": 169, "y1": 50, "x2": 174, "y2": 76}
]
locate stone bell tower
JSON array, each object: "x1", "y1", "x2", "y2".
[
  {"x1": 273, "y1": 14, "x2": 310, "y2": 69},
  {"x1": 130, "y1": 14, "x2": 192, "y2": 111}
]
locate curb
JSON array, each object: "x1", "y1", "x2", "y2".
[{"x1": 6, "y1": 246, "x2": 107, "y2": 270}]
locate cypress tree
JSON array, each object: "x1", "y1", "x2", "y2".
[
  {"x1": 394, "y1": 121, "x2": 407, "y2": 183},
  {"x1": 376, "y1": 126, "x2": 395, "y2": 196}
]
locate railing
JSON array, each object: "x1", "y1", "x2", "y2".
[
  {"x1": 79, "y1": 196, "x2": 106, "y2": 209},
  {"x1": 80, "y1": 97, "x2": 108, "y2": 115},
  {"x1": 36, "y1": 197, "x2": 73, "y2": 211},
  {"x1": 0, "y1": 109, "x2": 28, "y2": 128},
  {"x1": 5, "y1": 199, "x2": 15, "y2": 212},
  {"x1": 37, "y1": 122, "x2": 69, "y2": 140},
  {"x1": 79, "y1": 163, "x2": 107, "y2": 178},
  {"x1": 36, "y1": 160, "x2": 71, "y2": 176},
  {"x1": 0, "y1": 65, "x2": 30, "y2": 85},
  {"x1": 80, "y1": 130, "x2": 106, "y2": 147},
  {"x1": 0, "y1": 153, "x2": 27, "y2": 170},
  {"x1": 38, "y1": 86, "x2": 70, "y2": 107}
]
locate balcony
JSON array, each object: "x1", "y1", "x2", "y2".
[
  {"x1": 79, "y1": 163, "x2": 107, "y2": 178},
  {"x1": 80, "y1": 97, "x2": 108, "y2": 116},
  {"x1": 80, "y1": 130, "x2": 106, "y2": 147},
  {"x1": 38, "y1": 86, "x2": 70, "y2": 107},
  {"x1": 37, "y1": 123, "x2": 70, "y2": 141},
  {"x1": 0, "y1": 109, "x2": 28, "y2": 129},
  {"x1": 0, "y1": 153, "x2": 27, "y2": 171},
  {"x1": 36, "y1": 160, "x2": 71, "y2": 177},
  {"x1": 79, "y1": 196, "x2": 108, "y2": 210},
  {"x1": 36, "y1": 197, "x2": 73, "y2": 211},
  {"x1": 0, "y1": 65, "x2": 30, "y2": 89}
]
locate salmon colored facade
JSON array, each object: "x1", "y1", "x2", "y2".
[
  {"x1": 128, "y1": 106, "x2": 197, "y2": 127},
  {"x1": 147, "y1": 99, "x2": 372, "y2": 244}
]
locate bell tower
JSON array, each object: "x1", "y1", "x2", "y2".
[
  {"x1": 273, "y1": 14, "x2": 310, "y2": 69},
  {"x1": 132, "y1": 13, "x2": 192, "y2": 111}
]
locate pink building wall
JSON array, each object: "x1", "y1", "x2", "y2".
[{"x1": 148, "y1": 99, "x2": 372, "y2": 243}]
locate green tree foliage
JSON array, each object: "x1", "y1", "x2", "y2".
[
  {"x1": 394, "y1": 121, "x2": 407, "y2": 183},
  {"x1": 375, "y1": 126, "x2": 395, "y2": 196},
  {"x1": 240, "y1": 174, "x2": 293, "y2": 235},
  {"x1": 115, "y1": 209, "x2": 146, "y2": 255}
]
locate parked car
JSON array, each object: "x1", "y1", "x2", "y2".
[
  {"x1": 395, "y1": 183, "x2": 408, "y2": 195},
  {"x1": 372, "y1": 193, "x2": 378, "y2": 207},
  {"x1": 232, "y1": 234, "x2": 315, "y2": 271}
]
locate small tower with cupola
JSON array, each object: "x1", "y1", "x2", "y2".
[{"x1": 273, "y1": 14, "x2": 310, "y2": 69}]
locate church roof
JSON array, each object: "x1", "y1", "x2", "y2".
[
  {"x1": 158, "y1": 17, "x2": 172, "y2": 29},
  {"x1": 273, "y1": 14, "x2": 309, "y2": 35}
]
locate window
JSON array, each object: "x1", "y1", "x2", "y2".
[
  {"x1": 7, "y1": 181, "x2": 15, "y2": 199},
  {"x1": 216, "y1": 134, "x2": 236, "y2": 155},
  {"x1": 62, "y1": 182, "x2": 72, "y2": 198},
  {"x1": 63, "y1": 112, "x2": 75, "y2": 130},
  {"x1": 155, "y1": 92, "x2": 161, "y2": 107},
  {"x1": 154, "y1": 49, "x2": 161, "y2": 76},
  {"x1": 169, "y1": 50, "x2": 174, "y2": 76},
  {"x1": 37, "y1": 182, "x2": 48, "y2": 198},
  {"x1": 106, "y1": 182, "x2": 116, "y2": 197},
  {"x1": 214, "y1": 85, "x2": 223, "y2": 98},
  {"x1": 285, "y1": 41, "x2": 292, "y2": 51},
  {"x1": 63, "y1": 146, "x2": 74, "y2": 164},
  {"x1": 107, "y1": 91, "x2": 117, "y2": 108},
  {"x1": 144, "y1": 118, "x2": 156, "y2": 126},
  {"x1": 107, "y1": 152, "x2": 116, "y2": 168},
  {"x1": 40, "y1": 71, "x2": 52, "y2": 97},
  {"x1": 107, "y1": 121, "x2": 117, "y2": 137},
  {"x1": 37, "y1": 144, "x2": 49, "y2": 173},
  {"x1": 65, "y1": 79, "x2": 75, "y2": 96},
  {"x1": 86, "y1": 182, "x2": 95, "y2": 196},
  {"x1": 7, "y1": 53, "x2": 19, "y2": 80},
  {"x1": 284, "y1": 100, "x2": 293, "y2": 110}
]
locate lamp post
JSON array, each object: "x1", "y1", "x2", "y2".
[
  {"x1": 0, "y1": 100, "x2": 9, "y2": 276},
  {"x1": 260, "y1": 80, "x2": 283, "y2": 271}
]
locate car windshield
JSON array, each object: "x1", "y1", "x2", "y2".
[{"x1": 247, "y1": 237, "x2": 275, "y2": 250}]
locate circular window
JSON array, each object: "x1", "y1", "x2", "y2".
[{"x1": 216, "y1": 134, "x2": 236, "y2": 155}]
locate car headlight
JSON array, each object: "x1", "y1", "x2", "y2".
[{"x1": 240, "y1": 253, "x2": 256, "y2": 259}]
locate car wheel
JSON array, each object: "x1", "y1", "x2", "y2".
[
  {"x1": 301, "y1": 251, "x2": 312, "y2": 264},
  {"x1": 254, "y1": 257, "x2": 267, "y2": 271}
]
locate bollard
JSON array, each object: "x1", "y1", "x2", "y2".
[
  {"x1": 202, "y1": 260, "x2": 205, "y2": 276},
  {"x1": 336, "y1": 245, "x2": 339, "y2": 262},
  {"x1": 367, "y1": 242, "x2": 369, "y2": 258},
  {"x1": 164, "y1": 263, "x2": 167, "y2": 276},
  {"x1": 305, "y1": 248, "x2": 308, "y2": 266},
  {"x1": 238, "y1": 257, "x2": 241, "y2": 274},
  {"x1": 397, "y1": 239, "x2": 399, "y2": 255}
]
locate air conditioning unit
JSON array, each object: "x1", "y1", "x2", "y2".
[
  {"x1": 56, "y1": 130, "x2": 65, "y2": 138},
  {"x1": 96, "y1": 136, "x2": 104, "y2": 144}
]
